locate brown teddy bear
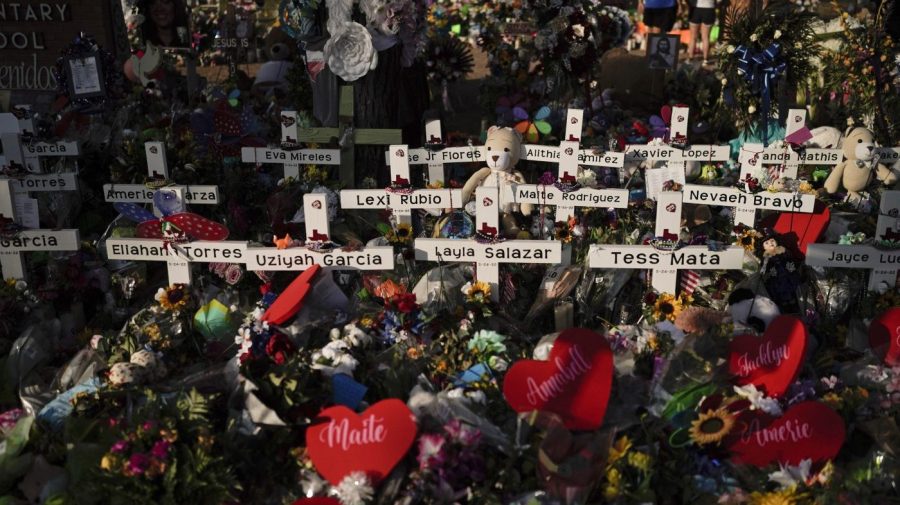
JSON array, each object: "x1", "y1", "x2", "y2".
[
  {"x1": 824, "y1": 127, "x2": 897, "y2": 200},
  {"x1": 461, "y1": 126, "x2": 534, "y2": 238}
]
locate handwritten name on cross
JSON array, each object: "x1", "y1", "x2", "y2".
[
  {"x1": 0, "y1": 179, "x2": 80, "y2": 280},
  {"x1": 241, "y1": 111, "x2": 342, "y2": 181},
  {"x1": 806, "y1": 190, "x2": 900, "y2": 291},
  {"x1": 414, "y1": 186, "x2": 562, "y2": 302},
  {"x1": 588, "y1": 190, "x2": 744, "y2": 293},
  {"x1": 341, "y1": 145, "x2": 464, "y2": 225},
  {"x1": 104, "y1": 142, "x2": 220, "y2": 210},
  {"x1": 246, "y1": 193, "x2": 394, "y2": 272},
  {"x1": 298, "y1": 86, "x2": 403, "y2": 186}
]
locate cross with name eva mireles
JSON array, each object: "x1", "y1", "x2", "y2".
[{"x1": 241, "y1": 110, "x2": 342, "y2": 181}]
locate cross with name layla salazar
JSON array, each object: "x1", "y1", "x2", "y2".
[{"x1": 414, "y1": 186, "x2": 562, "y2": 302}]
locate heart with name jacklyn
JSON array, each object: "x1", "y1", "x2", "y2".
[
  {"x1": 728, "y1": 401, "x2": 845, "y2": 467},
  {"x1": 502, "y1": 327, "x2": 613, "y2": 430},
  {"x1": 729, "y1": 315, "x2": 807, "y2": 398},
  {"x1": 869, "y1": 307, "x2": 900, "y2": 367},
  {"x1": 306, "y1": 398, "x2": 417, "y2": 485}
]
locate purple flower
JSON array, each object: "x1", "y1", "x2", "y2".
[
  {"x1": 142, "y1": 420, "x2": 156, "y2": 432},
  {"x1": 538, "y1": 171, "x2": 556, "y2": 185},
  {"x1": 444, "y1": 419, "x2": 482, "y2": 446},
  {"x1": 110, "y1": 440, "x2": 129, "y2": 453},
  {"x1": 417, "y1": 433, "x2": 447, "y2": 470},
  {"x1": 127, "y1": 453, "x2": 151, "y2": 475},
  {"x1": 150, "y1": 440, "x2": 170, "y2": 459}
]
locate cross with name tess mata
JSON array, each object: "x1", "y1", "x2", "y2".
[
  {"x1": 806, "y1": 190, "x2": 900, "y2": 291},
  {"x1": 241, "y1": 110, "x2": 341, "y2": 181},
  {"x1": 414, "y1": 186, "x2": 562, "y2": 302}
]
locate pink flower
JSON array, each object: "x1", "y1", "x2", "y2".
[
  {"x1": 127, "y1": 453, "x2": 151, "y2": 475},
  {"x1": 417, "y1": 433, "x2": 446, "y2": 470},
  {"x1": 150, "y1": 440, "x2": 170, "y2": 459},
  {"x1": 142, "y1": 421, "x2": 156, "y2": 431},
  {"x1": 444, "y1": 419, "x2": 481, "y2": 446},
  {"x1": 224, "y1": 264, "x2": 243, "y2": 285},
  {"x1": 110, "y1": 440, "x2": 129, "y2": 453},
  {"x1": 209, "y1": 262, "x2": 228, "y2": 276}
]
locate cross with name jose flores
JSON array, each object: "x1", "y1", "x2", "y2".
[
  {"x1": 414, "y1": 186, "x2": 562, "y2": 302},
  {"x1": 241, "y1": 110, "x2": 341, "y2": 181},
  {"x1": 341, "y1": 145, "x2": 464, "y2": 225},
  {"x1": 0, "y1": 179, "x2": 80, "y2": 280},
  {"x1": 805, "y1": 190, "x2": 900, "y2": 291},
  {"x1": 297, "y1": 85, "x2": 403, "y2": 187},
  {"x1": 103, "y1": 142, "x2": 221, "y2": 211},
  {"x1": 587, "y1": 190, "x2": 744, "y2": 294},
  {"x1": 245, "y1": 193, "x2": 394, "y2": 273}
]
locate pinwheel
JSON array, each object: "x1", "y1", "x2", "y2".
[
  {"x1": 649, "y1": 105, "x2": 673, "y2": 141},
  {"x1": 495, "y1": 93, "x2": 528, "y2": 125},
  {"x1": 114, "y1": 189, "x2": 229, "y2": 244},
  {"x1": 514, "y1": 105, "x2": 553, "y2": 143}
]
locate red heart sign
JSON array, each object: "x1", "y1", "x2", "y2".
[
  {"x1": 766, "y1": 201, "x2": 831, "y2": 256},
  {"x1": 306, "y1": 399, "x2": 417, "y2": 485},
  {"x1": 728, "y1": 401, "x2": 845, "y2": 467},
  {"x1": 869, "y1": 307, "x2": 900, "y2": 366},
  {"x1": 729, "y1": 315, "x2": 807, "y2": 398},
  {"x1": 502, "y1": 328, "x2": 613, "y2": 430},
  {"x1": 261, "y1": 264, "x2": 321, "y2": 325}
]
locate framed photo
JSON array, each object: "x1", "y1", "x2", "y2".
[
  {"x1": 647, "y1": 34, "x2": 680, "y2": 70},
  {"x1": 66, "y1": 54, "x2": 106, "y2": 100},
  {"x1": 135, "y1": 0, "x2": 192, "y2": 49}
]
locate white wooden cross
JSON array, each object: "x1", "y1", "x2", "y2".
[
  {"x1": 0, "y1": 179, "x2": 81, "y2": 280},
  {"x1": 424, "y1": 118, "x2": 446, "y2": 185},
  {"x1": 587, "y1": 190, "x2": 744, "y2": 293},
  {"x1": 241, "y1": 112, "x2": 341, "y2": 181},
  {"x1": 342, "y1": 144, "x2": 464, "y2": 225},
  {"x1": 414, "y1": 186, "x2": 562, "y2": 302},
  {"x1": 103, "y1": 142, "x2": 221, "y2": 211},
  {"x1": 682, "y1": 184, "x2": 816, "y2": 228},
  {"x1": 0, "y1": 112, "x2": 80, "y2": 174},
  {"x1": 806, "y1": 190, "x2": 900, "y2": 291},
  {"x1": 245, "y1": 193, "x2": 394, "y2": 272}
]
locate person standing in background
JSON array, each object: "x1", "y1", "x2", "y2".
[
  {"x1": 638, "y1": 0, "x2": 679, "y2": 33},
  {"x1": 139, "y1": 0, "x2": 191, "y2": 48},
  {"x1": 687, "y1": 0, "x2": 716, "y2": 65}
]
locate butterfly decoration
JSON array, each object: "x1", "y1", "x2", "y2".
[
  {"x1": 495, "y1": 93, "x2": 528, "y2": 125},
  {"x1": 114, "y1": 189, "x2": 229, "y2": 245},
  {"x1": 514, "y1": 105, "x2": 553, "y2": 143}
]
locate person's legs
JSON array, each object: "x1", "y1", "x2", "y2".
[
  {"x1": 689, "y1": 22, "x2": 700, "y2": 58},
  {"x1": 701, "y1": 23, "x2": 712, "y2": 61}
]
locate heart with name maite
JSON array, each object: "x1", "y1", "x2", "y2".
[
  {"x1": 729, "y1": 315, "x2": 807, "y2": 397},
  {"x1": 502, "y1": 328, "x2": 613, "y2": 430},
  {"x1": 306, "y1": 398, "x2": 417, "y2": 485}
]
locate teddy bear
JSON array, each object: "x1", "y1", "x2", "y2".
[
  {"x1": 824, "y1": 126, "x2": 897, "y2": 200},
  {"x1": 462, "y1": 126, "x2": 534, "y2": 238}
]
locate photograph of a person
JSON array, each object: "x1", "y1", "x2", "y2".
[
  {"x1": 137, "y1": 0, "x2": 191, "y2": 48},
  {"x1": 647, "y1": 33, "x2": 680, "y2": 70}
]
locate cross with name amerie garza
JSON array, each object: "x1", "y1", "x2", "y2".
[{"x1": 414, "y1": 186, "x2": 562, "y2": 302}]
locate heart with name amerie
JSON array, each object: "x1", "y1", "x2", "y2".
[
  {"x1": 869, "y1": 307, "x2": 900, "y2": 367},
  {"x1": 502, "y1": 328, "x2": 613, "y2": 430},
  {"x1": 306, "y1": 399, "x2": 417, "y2": 485},
  {"x1": 728, "y1": 401, "x2": 845, "y2": 467},
  {"x1": 729, "y1": 315, "x2": 807, "y2": 397}
]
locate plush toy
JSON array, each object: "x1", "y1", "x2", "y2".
[
  {"x1": 728, "y1": 288, "x2": 780, "y2": 333},
  {"x1": 824, "y1": 127, "x2": 897, "y2": 200},
  {"x1": 462, "y1": 126, "x2": 534, "y2": 238}
]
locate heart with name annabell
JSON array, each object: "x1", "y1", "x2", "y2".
[
  {"x1": 869, "y1": 307, "x2": 900, "y2": 367},
  {"x1": 306, "y1": 399, "x2": 417, "y2": 485},
  {"x1": 729, "y1": 315, "x2": 807, "y2": 398},
  {"x1": 728, "y1": 401, "x2": 845, "y2": 467},
  {"x1": 766, "y1": 201, "x2": 831, "y2": 256},
  {"x1": 502, "y1": 328, "x2": 613, "y2": 430}
]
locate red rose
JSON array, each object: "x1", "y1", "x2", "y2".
[
  {"x1": 392, "y1": 293, "x2": 419, "y2": 314},
  {"x1": 265, "y1": 333, "x2": 297, "y2": 365}
]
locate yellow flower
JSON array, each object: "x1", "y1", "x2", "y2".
[
  {"x1": 749, "y1": 488, "x2": 804, "y2": 505},
  {"x1": 426, "y1": 180, "x2": 445, "y2": 189},
  {"x1": 608, "y1": 435, "x2": 632, "y2": 464},
  {"x1": 603, "y1": 467, "x2": 622, "y2": 500},
  {"x1": 653, "y1": 293, "x2": 685, "y2": 322},
  {"x1": 689, "y1": 408, "x2": 735, "y2": 445},
  {"x1": 736, "y1": 229, "x2": 762, "y2": 253},
  {"x1": 386, "y1": 223, "x2": 414, "y2": 245},
  {"x1": 100, "y1": 454, "x2": 118, "y2": 471},
  {"x1": 466, "y1": 280, "x2": 492, "y2": 302},
  {"x1": 144, "y1": 323, "x2": 161, "y2": 342},
  {"x1": 406, "y1": 345, "x2": 423, "y2": 360},
  {"x1": 5, "y1": 278, "x2": 16, "y2": 287},
  {"x1": 626, "y1": 451, "x2": 652, "y2": 473},
  {"x1": 155, "y1": 284, "x2": 188, "y2": 312},
  {"x1": 822, "y1": 392, "x2": 842, "y2": 409},
  {"x1": 359, "y1": 316, "x2": 375, "y2": 328}
]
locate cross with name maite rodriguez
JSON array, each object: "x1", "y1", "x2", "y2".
[
  {"x1": 342, "y1": 145, "x2": 464, "y2": 225},
  {"x1": 103, "y1": 142, "x2": 221, "y2": 210},
  {"x1": 0, "y1": 179, "x2": 80, "y2": 280},
  {"x1": 245, "y1": 193, "x2": 394, "y2": 272},
  {"x1": 588, "y1": 191, "x2": 744, "y2": 293},
  {"x1": 806, "y1": 190, "x2": 900, "y2": 291},
  {"x1": 0, "y1": 111, "x2": 80, "y2": 175},
  {"x1": 414, "y1": 186, "x2": 562, "y2": 302},
  {"x1": 241, "y1": 110, "x2": 341, "y2": 181}
]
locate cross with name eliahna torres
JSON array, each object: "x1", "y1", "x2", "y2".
[
  {"x1": 805, "y1": 190, "x2": 900, "y2": 291},
  {"x1": 241, "y1": 110, "x2": 341, "y2": 182},
  {"x1": 244, "y1": 192, "x2": 395, "y2": 273},
  {"x1": 414, "y1": 186, "x2": 562, "y2": 302}
]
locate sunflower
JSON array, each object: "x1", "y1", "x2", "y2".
[
  {"x1": 689, "y1": 408, "x2": 735, "y2": 445},
  {"x1": 653, "y1": 293, "x2": 688, "y2": 322},
  {"x1": 155, "y1": 285, "x2": 188, "y2": 312},
  {"x1": 749, "y1": 488, "x2": 805, "y2": 505},
  {"x1": 735, "y1": 229, "x2": 762, "y2": 253},
  {"x1": 554, "y1": 221, "x2": 573, "y2": 243},
  {"x1": 465, "y1": 280, "x2": 492, "y2": 302},
  {"x1": 386, "y1": 223, "x2": 414, "y2": 245}
]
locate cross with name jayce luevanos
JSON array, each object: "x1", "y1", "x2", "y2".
[
  {"x1": 414, "y1": 186, "x2": 562, "y2": 302},
  {"x1": 805, "y1": 190, "x2": 900, "y2": 291},
  {"x1": 241, "y1": 110, "x2": 342, "y2": 181},
  {"x1": 342, "y1": 144, "x2": 464, "y2": 226},
  {"x1": 587, "y1": 190, "x2": 744, "y2": 294}
]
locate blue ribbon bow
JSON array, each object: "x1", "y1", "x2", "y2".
[{"x1": 734, "y1": 43, "x2": 787, "y2": 146}]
